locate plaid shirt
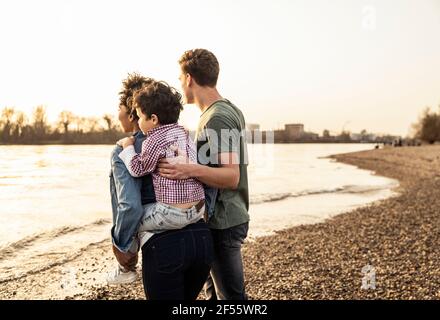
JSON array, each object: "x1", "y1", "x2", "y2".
[{"x1": 119, "y1": 123, "x2": 205, "y2": 204}]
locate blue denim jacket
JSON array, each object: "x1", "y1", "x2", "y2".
[{"x1": 109, "y1": 131, "x2": 155, "y2": 253}]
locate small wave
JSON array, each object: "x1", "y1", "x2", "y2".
[
  {"x1": 339, "y1": 184, "x2": 398, "y2": 194},
  {"x1": 250, "y1": 183, "x2": 398, "y2": 205},
  {"x1": 0, "y1": 239, "x2": 108, "y2": 284},
  {"x1": 0, "y1": 218, "x2": 112, "y2": 284},
  {"x1": 250, "y1": 188, "x2": 343, "y2": 205},
  {"x1": 0, "y1": 175, "x2": 21, "y2": 179},
  {"x1": 0, "y1": 218, "x2": 110, "y2": 260},
  {"x1": 250, "y1": 193, "x2": 293, "y2": 204}
]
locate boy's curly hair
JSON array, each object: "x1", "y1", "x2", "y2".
[
  {"x1": 134, "y1": 81, "x2": 183, "y2": 125},
  {"x1": 118, "y1": 73, "x2": 154, "y2": 120}
]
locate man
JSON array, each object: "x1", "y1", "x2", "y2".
[
  {"x1": 107, "y1": 73, "x2": 156, "y2": 285},
  {"x1": 158, "y1": 49, "x2": 249, "y2": 300}
]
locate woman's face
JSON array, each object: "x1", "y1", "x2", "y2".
[{"x1": 118, "y1": 105, "x2": 135, "y2": 133}]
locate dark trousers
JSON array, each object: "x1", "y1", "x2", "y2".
[
  {"x1": 141, "y1": 220, "x2": 214, "y2": 300},
  {"x1": 204, "y1": 222, "x2": 249, "y2": 300}
]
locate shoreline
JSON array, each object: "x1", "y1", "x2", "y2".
[
  {"x1": 1, "y1": 145, "x2": 439, "y2": 299},
  {"x1": 0, "y1": 142, "x2": 379, "y2": 146}
]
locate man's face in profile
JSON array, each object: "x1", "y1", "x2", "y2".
[{"x1": 179, "y1": 71, "x2": 194, "y2": 105}]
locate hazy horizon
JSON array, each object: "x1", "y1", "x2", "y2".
[{"x1": 1, "y1": 0, "x2": 439, "y2": 136}]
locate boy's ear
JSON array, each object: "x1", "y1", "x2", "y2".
[{"x1": 151, "y1": 114, "x2": 159, "y2": 124}]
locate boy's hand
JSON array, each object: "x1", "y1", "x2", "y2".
[{"x1": 117, "y1": 136, "x2": 135, "y2": 149}]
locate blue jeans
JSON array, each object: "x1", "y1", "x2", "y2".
[
  {"x1": 141, "y1": 220, "x2": 214, "y2": 300},
  {"x1": 204, "y1": 222, "x2": 249, "y2": 300},
  {"x1": 110, "y1": 141, "x2": 155, "y2": 253}
]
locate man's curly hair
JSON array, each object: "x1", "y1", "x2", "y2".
[
  {"x1": 118, "y1": 73, "x2": 154, "y2": 120},
  {"x1": 134, "y1": 81, "x2": 183, "y2": 125}
]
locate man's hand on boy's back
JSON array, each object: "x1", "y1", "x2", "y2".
[
  {"x1": 117, "y1": 136, "x2": 135, "y2": 149},
  {"x1": 159, "y1": 152, "x2": 240, "y2": 189},
  {"x1": 158, "y1": 146, "x2": 195, "y2": 180}
]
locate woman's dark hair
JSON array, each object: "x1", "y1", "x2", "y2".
[
  {"x1": 118, "y1": 73, "x2": 154, "y2": 120},
  {"x1": 134, "y1": 81, "x2": 183, "y2": 125}
]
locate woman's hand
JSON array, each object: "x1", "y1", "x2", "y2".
[
  {"x1": 117, "y1": 136, "x2": 135, "y2": 149},
  {"x1": 112, "y1": 245, "x2": 137, "y2": 270}
]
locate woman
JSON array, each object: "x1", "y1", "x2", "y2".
[{"x1": 110, "y1": 73, "x2": 213, "y2": 299}]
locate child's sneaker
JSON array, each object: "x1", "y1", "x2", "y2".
[{"x1": 106, "y1": 265, "x2": 137, "y2": 285}]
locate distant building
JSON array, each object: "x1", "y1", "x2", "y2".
[
  {"x1": 285, "y1": 124, "x2": 304, "y2": 140},
  {"x1": 246, "y1": 123, "x2": 261, "y2": 143},
  {"x1": 303, "y1": 132, "x2": 319, "y2": 140},
  {"x1": 274, "y1": 130, "x2": 286, "y2": 143},
  {"x1": 350, "y1": 132, "x2": 377, "y2": 142},
  {"x1": 246, "y1": 123, "x2": 260, "y2": 131},
  {"x1": 259, "y1": 122, "x2": 384, "y2": 144}
]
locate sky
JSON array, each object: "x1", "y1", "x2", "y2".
[{"x1": 0, "y1": 0, "x2": 439, "y2": 136}]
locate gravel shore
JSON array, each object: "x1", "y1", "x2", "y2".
[
  {"x1": 1, "y1": 145, "x2": 439, "y2": 299},
  {"x1": 241, "y1": 145, "x2": 440, "y2": 299}
]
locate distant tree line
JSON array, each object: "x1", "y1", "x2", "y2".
[
  {"x1": 0, "y1": 106, "x2": 127, "y2": 144},
  {"x1": 4, "y1": 104, "x2": 438, "y2": 145},
  {"x1": 413, "y1": 106, "x2": 440, "y2": 144}
]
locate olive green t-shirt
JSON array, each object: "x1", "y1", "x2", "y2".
[{"x1": 196, "y1": 99, "x2": 250, "y2": 229}]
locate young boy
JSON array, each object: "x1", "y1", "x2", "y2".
[{"x1": 117, "y1": 80, "x2": 205, "y2": 250}]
